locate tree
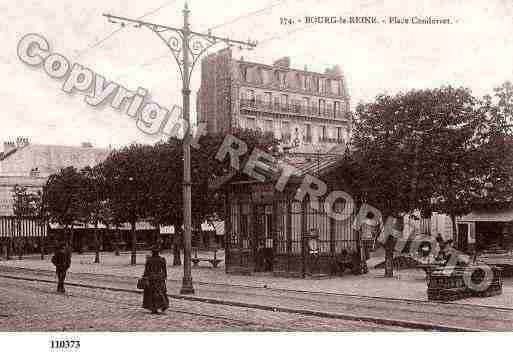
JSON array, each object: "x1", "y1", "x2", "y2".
[
  {"x1": 12, "y1": 185, "x2": 42, "y2": 259},
  {"x1": 464, "y1": 82, "x2": 513, "y2": 212},
  {"x1": 43, "y1": 167, "x2": 84, "y2": 251},
  {"x1": 351, "y1": 87, "x2": 485, "y2": 276},
  {"x1": 101, "y1": 144, "x2": 154, "y2": 265},
  {"x1": 79, "y1": 165, "x2": 109, "y2": 264}
]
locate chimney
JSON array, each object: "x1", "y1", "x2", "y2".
[
  {"x1": 273, "y1": 57, "x2": 290, "y2": 68},
  {"x1": 325, "y1": 65, "x2": 342, "y2": 76},
  {"x1": 3, "y1": 141, "x2": 16, "y2": 153}
]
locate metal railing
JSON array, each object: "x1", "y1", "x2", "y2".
[{"x1": 240, "y1": 99, "x2": 346, "y2": 119}]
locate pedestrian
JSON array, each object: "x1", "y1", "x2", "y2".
[
  {"x1": 142, "y1": 245, "x2": 169, "y2": 314},
  {"x1": 51, "y1": 242, "x2": 71, "y2": 293}
]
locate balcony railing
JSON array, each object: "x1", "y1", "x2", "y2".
[
  {"x1": 240, "y1": 99, "x2": 346, "y2": 119},
  {"x1": 318, "y1": 137, "x2": 345, "y2": 144}
]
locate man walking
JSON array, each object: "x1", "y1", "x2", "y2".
[{"x1": 51, "y1": 243, "x2": 71, "y2": 293}]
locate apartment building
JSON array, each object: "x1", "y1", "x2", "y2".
[
  {"x1": 197, "y1": 48, "x2": 351, "y2": 149},
  {"x1": 0, "y1": 138, "x2": 109, "y2": 216}
]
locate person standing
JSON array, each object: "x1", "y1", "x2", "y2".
[
  {"x1": 142, "y1": 245, "x2": 169, "y2": 314},
  {"x1": 51, "y1": 243, "x2": 71, "y2": 293}
]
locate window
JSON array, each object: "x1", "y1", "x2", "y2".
[
  {"x1": 276, "y1": 201, "x2": 288, "y2": 254},
  {"x1": 281, "y1": 94, "x2": 288, "y2": 110},
  {"x1": 306, "y1": 124, "x2": 312, "y2": 143},
  {"x1": 295, "y1": 73, "x2": 301, "y2": 88},
  {"x1": 281, "y1": 121, "x2": 291, "y2": 141},
  {"x1": 322, "y1": 126, "x2": 327, "y2": 140},
  {"x1": 241, "y1": 204, "x2": 251, "y2": 249},
  {"x1": 247, "y1": 90, "x2": 255, "y2": 101},
  {"x1": 264, "y1": 92, "x2": 272, "y2": 104},
  {"x1": 303, "y1": 97, "x2": 309, "y2": 114},
  {"x1": 334, "y1": 101, "x2": 340, "y2": 117},
  {"x1": 230, "y1": 204, "x2": 240, "y2": 248},
  {"x1": 331, "y1": 80, "x2": 339, "y2": 95},
  {"x1": 274, "y1": 97, "x2": 280, "y2": 110},
  {"x1": 337, "y1": 127, "x2": 344, "y2": 141},
  {"x1": 265, "y1": 119, "x2": 273, "y2": 133},
  {"x1": 246, "y1": 117, "x2": 256, "y2": 130},
  {"x1": 326, "y1": 102, "x2": 333, "y2": 117},
  {"x1": 318, "y1": 99, "x2": 326, "y2": 115},
  {"x1": 256, "y1": 118, "x2": 264, "y2": 132},
  {"x1": 291, "y1": 201, "x2": 302, "y2": 254},
  {"x1": 241, "y1": 67, "x2": 248, "y2": 82},
  {"x1": 291, "y1": 99, "x2": 300, "y2": 113}
]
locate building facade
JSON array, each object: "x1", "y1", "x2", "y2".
[
  {"x1": 197, "y1": 48, "x2": 351, "y2": 148},
  {"x1": 0, "y1": 138, "x2": 109, "y2": 216}
]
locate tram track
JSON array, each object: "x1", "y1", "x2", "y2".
[
  {"x1": 2, "y1": 265, "x2": 512, "y2": 313},
  {"x1": 4, "y1": 266, "x2": 513, "y2": 316},
  {"x1": 0, "y1": 277, "x2": 284, "y2": 331},
  {"x1": 0, "y1": 268, "x2": 481, "y2": 331}
]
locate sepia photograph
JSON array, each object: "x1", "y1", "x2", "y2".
[{"x1": 1, "y1": 0, "x2": 513, "y2": 356}]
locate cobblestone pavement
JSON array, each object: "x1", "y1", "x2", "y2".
[
  {"x1": 2, "y1": 267, "x2": 512, "y2": 330},
  {"x1": 4, "y1": 252, "x2": 513, "y2": 309},
  {"x1": 0, "y1": 277, "x2": 409, "y2": 331}
]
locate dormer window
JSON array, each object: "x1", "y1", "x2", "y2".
[{"x1": 241, "y1": 66, "x2": 248, "y2": 82}]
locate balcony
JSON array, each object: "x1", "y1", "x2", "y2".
[
  {"x1": 318, "y1": 137, "x2": 345, "y2": 144},
  {"x1": 240, "y1": 99, "x2": 346, "y2": 120}
]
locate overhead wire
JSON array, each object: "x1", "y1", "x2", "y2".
[
  {"x1": 114, "y1": 0, "x2": 290, "y2": 78},
  {"x1": 74, "y1": 0, "x2": 178, "y2": 60}
]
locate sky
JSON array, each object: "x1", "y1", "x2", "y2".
[{"x1": 2, "y1": 0, "x2": 513, "y2": 150}]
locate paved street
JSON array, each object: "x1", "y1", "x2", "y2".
[
  {"x1": 2, "y1": 253, "x2": 513, "y2": 330},
  {"x1": 6, "y1": 251, "x2": 513, "y2": 308},
  {"x1": 0, "y1": 276, "x2": 408, "y2": 331}
]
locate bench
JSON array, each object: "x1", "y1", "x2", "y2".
[
  {"x1": 191, "y1": 247, "x2": 222, "y2": 268},
  {"x1": 417, "y1": 262, "x2": 445, "y2": 281}
]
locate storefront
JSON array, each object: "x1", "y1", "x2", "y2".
[
  {"x1": 217, "y1": 156, "x2": 366, "y2": 278},
  {"x1": 457, "y1": 206, "x2": 513, "y2": 253},
  {"x1": 0, "y1": 216, "x2": 47, "y2": 256}
]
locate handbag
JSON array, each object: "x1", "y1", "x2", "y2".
[{"x1": 137, "y1": 277, "x2": 149, "y2": 290}]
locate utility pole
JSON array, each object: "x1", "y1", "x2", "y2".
[{"x1": 104, "y1": 3, "x2": 256, "y2": 294}]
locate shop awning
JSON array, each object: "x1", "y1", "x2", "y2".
[{"x1": 458, "y1": 208, "x2": 513, "y2": 223}]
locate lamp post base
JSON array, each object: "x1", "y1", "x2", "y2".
[{"x1": 180, "y1": 277, "x2": 194, "y2": 294}]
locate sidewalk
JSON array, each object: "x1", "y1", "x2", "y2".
[{"x1": 2, "y1": 250, "x2": 513, "y2": 309}]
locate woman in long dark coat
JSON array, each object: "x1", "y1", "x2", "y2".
[{"x1": 142, "y1": 246, "x2": 169, "y2": 314}]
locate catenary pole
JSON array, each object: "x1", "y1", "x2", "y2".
[{"x1": 104, "y1": 3, "x2": 256, "y2": 294}]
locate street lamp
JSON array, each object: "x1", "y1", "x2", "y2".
[{"x1": 103, "y1": 4, "x2": 256, "y2": 295}]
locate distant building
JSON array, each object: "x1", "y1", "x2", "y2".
[
  {"x1": 197, "y1": 48, "x2": 351, "y2": 151},
  {"x1": 0, "y1": 138, "x2": 109, "y2": 216}
]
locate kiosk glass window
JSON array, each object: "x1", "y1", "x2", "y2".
[
  {"x1": 276, "y1": 201, "x2": 288, "y2": 254},
  {"x1": 241, "y1": 204, "x2": 251, "y2": 249},
  {"x1": 230, "y1": 204, "x2": 240, "y2": 248},
  {"x1": 291, "y1": 201, "x2": 302, "y2": 254}
]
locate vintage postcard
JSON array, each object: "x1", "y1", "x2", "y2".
[{"x1": 1, "y1": 0, "x2": 512, "y2": 356}]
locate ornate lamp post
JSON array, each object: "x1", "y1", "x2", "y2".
[{"x1": 104, "y1": 4, "x2": 256, "y2": 294}]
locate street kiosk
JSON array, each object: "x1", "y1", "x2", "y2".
[{"x1": 213, "y1": 154, "x2": 367, "y2": 278}]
